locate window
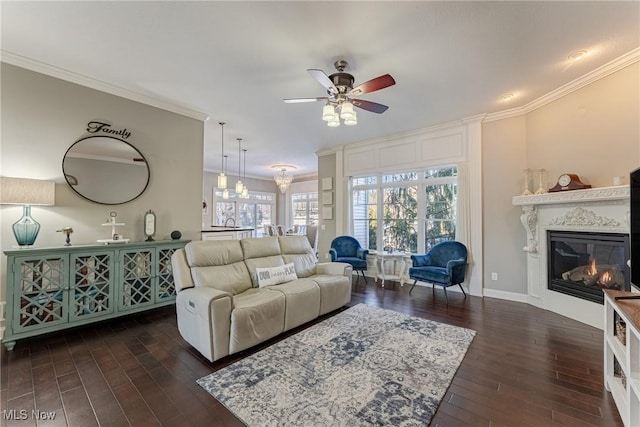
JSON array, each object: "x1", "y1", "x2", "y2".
[
  {"x1": 213, "y1": 190, "x2": 275, "y2": 237},
  {"x1": 291, "y1": 192, "x2": 318, "y2": 226},
  {"x1": 351, "y1": 166, "x2": 457, "y2": 253}
]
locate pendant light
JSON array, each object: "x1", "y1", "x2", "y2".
[
  {"x1": 217, "y1": 122, "x2": 227, "y2": 189},
  {"x1": 241, "y1": 148, "x2": 249, "y2": 198},
  {"x1": 235, "y1": 138, "x2": 243, "y2": 194},
  {"x1": 222, "y1": 155, "x2": 229, "y2": 199}
]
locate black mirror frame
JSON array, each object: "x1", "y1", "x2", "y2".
[{"x1": 62, "y1": 135, "x2": 150, "y2": 205}]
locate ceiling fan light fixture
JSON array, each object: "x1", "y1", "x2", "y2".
[
  {"x1": 340, "y1": 101, "x2": 354, "y2": 119},
  {"x1": 322, "y1": 104, "x2": 336, "y2": 121},
  {"x1": 327, "y1": 117, "x2": 340, "y2": 127},
  {"x1": 344, "y1": 110, "x2": 357, "y2": 126}
]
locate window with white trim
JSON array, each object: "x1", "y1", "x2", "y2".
[
  {"x1": 213, "y1": 190, "x2": 276, "y2": 237},
  {"x1": 351, "y1": 166, "x2": 457, "y2": 253}
]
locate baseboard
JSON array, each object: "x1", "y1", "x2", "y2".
[{"x1": 483, "y1": 288, "x2": 529, "y2": 303}]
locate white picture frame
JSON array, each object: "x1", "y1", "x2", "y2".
[
  {"x1": 322, "y1": 206, "x2": 333, "y2": 220},
  {"x1": 322, "y1": 192, "x2": 333, "y2": 205},
  {"x1": 322, "y1": 177, "x2": 333, "y2": 191}
]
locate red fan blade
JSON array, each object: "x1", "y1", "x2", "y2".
[
  {"x1": 283, "y1": 97, "x2": 328, "y2": 103},
  {"x1": 351, "y1": 99, "x2": 389, "y2": 114},
  {"x1": 308, "y1": 69, "x2": 339, "y2": 96},
  {"x1": 349, "y1": 74, "x2": 396, "y2": 96}
]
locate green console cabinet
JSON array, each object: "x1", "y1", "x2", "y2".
[{"x1": 3, "y1": 240, "x2": 188, "y2": 350}]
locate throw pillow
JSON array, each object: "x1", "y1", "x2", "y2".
[{"x1": 256, "y1": 263, "x2": 298, "y2": 288}]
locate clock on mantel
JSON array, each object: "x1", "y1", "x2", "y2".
[{"x1": 548, "y1": 173, "x2": 592, "y2": 192}]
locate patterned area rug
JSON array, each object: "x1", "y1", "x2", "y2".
[{"x1": 197, "y1": 304, "x2": 475, "y2": 426}]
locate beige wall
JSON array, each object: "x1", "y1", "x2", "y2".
[
  {"x1": 483, "y1": 62, "x2": 639, "y2": 296},
  {"x1": 0, "y1": 64, "x2": 204, "y2": 304},
  {"x1": 526, "y1": 63, "x2": 640, "y2": 187}
]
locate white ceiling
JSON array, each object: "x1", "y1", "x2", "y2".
[{"x1": 2, "y1": 1, "x2": 639, "y2": 179}]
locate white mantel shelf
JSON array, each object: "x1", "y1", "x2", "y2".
[
  {"x1": 512, "y1": 185, "x2": 629, "y2": 206},
  {"x1": 511, "y1": 184, "x2": 630, "y2": 329}
]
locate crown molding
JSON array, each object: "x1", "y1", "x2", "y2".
[
  {"x1": 318, "y1": 118, "x2": 468, "y2": 157},
  {"x1": 485, "y1": 47, "x2": 640, "y2": 123},
  {"x1": 0, "y1": 50, "x2": 210, "y2": 122}
]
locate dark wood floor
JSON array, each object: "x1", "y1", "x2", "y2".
[{"x1": 1, "y1": 280, "x2": 623, "y2": 426}]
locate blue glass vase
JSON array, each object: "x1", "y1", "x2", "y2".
[{"x1": 12, "y1": 205, "x2": 41, "y2": 246}]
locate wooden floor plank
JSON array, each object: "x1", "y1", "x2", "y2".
[{"x1": 0, "y1": 278, "x2": 624, "y2": 426}]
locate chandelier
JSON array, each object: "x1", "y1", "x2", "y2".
[{"x1": 272, "y1": 165, "x2": 296, "y2": 193}]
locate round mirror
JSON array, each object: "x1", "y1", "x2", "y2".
[{"x1": 62, "y1": 136, "x2": 150, "y2": 205}]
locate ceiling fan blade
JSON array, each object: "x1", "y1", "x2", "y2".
[
  {"x1": 283, "y1": 97, "x2": 328, "y2": 103},
  {"x1": 349, "y1": 74, "x2": 396, "y2": 96},
  {"x1": 351, "y1": 99, "x2": 389, "y2": 114},
  {"x1": 308, "y1": 69, "x2": 339, "y2": 96}
]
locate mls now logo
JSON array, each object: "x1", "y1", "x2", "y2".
[{"x1": 2, "y1": 409, "x2": 56, "y2": 420}]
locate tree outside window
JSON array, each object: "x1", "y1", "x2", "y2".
[{"x1": 351, "y1": 166, "x2": 457, "y2": 254}]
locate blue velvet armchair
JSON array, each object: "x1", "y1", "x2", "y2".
[
  {"x1": 329, "y1": 236, "x2": 369, "y2": 285},
  {"x1": 409, "y1": 241, "x2": 468, "y2": 303}
]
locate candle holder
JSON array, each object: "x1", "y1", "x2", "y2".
[
  {"x1": 535, "y1": 169, "x2": 548, "y2": 195},
  {"x1": 521, "y1": 169, "x2": 533, "y2": 195}
]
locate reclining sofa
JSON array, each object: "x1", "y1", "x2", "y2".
[{"x1": 171, "y1": 235, "x2": 353, "y2": 362}]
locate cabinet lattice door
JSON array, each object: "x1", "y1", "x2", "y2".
[
  {"x1": 120, "y1": 249, "x2": 154, "y2": 310},
  {"x1": 156, "y1": 247, "x2": 177, "y2": 302},
  {"x1": 70, "y1": 251, "x2": 115, "y2": 320},
  {"x1": 13, "y1": 256, "x2": 68, "y2": 333}
]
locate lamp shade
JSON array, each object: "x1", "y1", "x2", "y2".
[
  {"x1": 344, "y1": 110, "x2": 358, "y2": 126},
  {"x1": 340, "y1": 101, "x2": 354, "y2": 119},
  {"x1": 322, "y1": 104, "x2": 336, "y2": 121},
  {"x1": 0, "y1": 177, "x2": 55, "y2": 205},
  {"x1": 1, "y1": 177, "x2": 55, "y2": 246}
]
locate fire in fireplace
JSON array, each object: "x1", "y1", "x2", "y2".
[{"x1": 547, "y1": 231, "x2": 630, "y2": 304}]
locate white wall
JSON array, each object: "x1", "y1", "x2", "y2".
[{"x1": 0, "y1": 63, "x2": 205, "y2": 305}]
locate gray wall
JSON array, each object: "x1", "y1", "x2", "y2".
[
  {"x1": 0, "y1": 63, "x2": 205, "y2": 304},
  {"x1": 317, "y1": 153, "x2": 337, "y2": 261},
  {"x1": 482, "y1": 115, "x2": 528, "y2": 294}
]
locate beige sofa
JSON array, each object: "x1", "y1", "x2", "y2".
[{"x1": 171, "y1": 235, "x2": 353, "y2": 362}]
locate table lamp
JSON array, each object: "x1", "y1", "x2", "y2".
[{"x1": 0, "y1": 177, "x2": 55, "y2": 246}]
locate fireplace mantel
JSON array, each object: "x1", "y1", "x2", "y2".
[
  {"x1": 512, "y1": 185, "x2": 629, "y2": 253},
  {"x1": 511, "y1": 185, "x2": 630, "y2": 329}
]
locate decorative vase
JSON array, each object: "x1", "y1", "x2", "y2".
[{"x1": 12, "y1": 206, "x2": 40, "y2": 246}]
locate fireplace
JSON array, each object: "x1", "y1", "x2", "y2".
[{"x1": 547, "y1": 231, "x2": 630, "y2": 304}]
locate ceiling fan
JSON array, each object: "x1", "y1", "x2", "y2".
[{"x1": 284, "y1": 60, "x2": 396, "y2": 126}]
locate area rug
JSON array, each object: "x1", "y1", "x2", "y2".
[{"x1": 197, "y1": 304, "x2": 476, "y2": 426}]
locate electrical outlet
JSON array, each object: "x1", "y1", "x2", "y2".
[
  {"x1": 491, "y1": 272, "x2": 498, "y2": 281},
  {"x1": 325, "y1": 253, "x2": 329, "y2": 260}
]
